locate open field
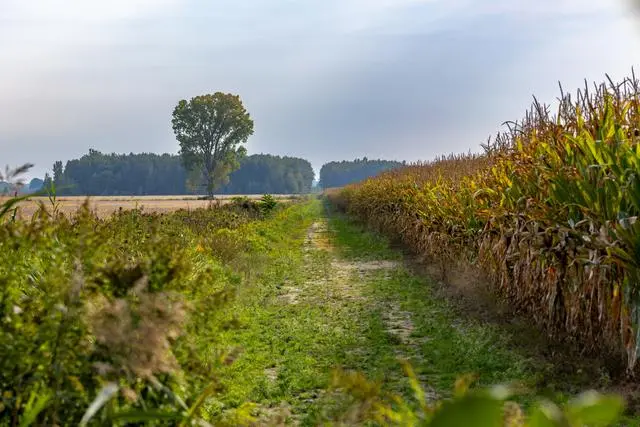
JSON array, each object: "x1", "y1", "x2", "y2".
[{"x1": 3, "y1": 194, "x2": 296, "y2": 218}]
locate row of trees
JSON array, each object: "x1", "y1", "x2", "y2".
[
  {"x1": 48, "y1": 150, "x2": 189, "y2": 195},
  {"x1": 29, "y1": 154, "x2": 403, "y2": 196},
  {"x1": 44, "y1": 150, "x2": 315, "y2": 196},
  {"x1": 14, "y1": 154, "x2": 407, "y2": 196},
  {"x1": 221, "y1": 154, "x2": 314, "y2": 194},
  {"x1": 319, "y1": 158, "x2": 405, "y2": 188}
]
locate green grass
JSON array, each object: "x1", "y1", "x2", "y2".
[
  {"x1": 207, "y1": 199, "x2": 406, "y2": 424},
  {"x1": 326, "y1": 210, "x2": 535, "y2": 395},
  {"x1": 328, "y1": 213, "x2": 401, "y2": 262}
]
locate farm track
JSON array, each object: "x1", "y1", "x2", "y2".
[
  {"x1": 253, "y1": 213, "x2": 436, "y2": 425},
  {"x1": 241, "y1": 201, "x2": 548, "y2": 425}
]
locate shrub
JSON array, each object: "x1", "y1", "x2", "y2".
[{"x1": 258, "y1": 194, "x2": 278, "y2": 215}]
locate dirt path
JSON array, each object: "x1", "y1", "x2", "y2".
[
  {"x1": 305, "y1": 220, "x2": 416, "y2": 349},
  {"x1": 257, "y1": 218, "x2": 429, "y2": 424},
  {"x1": 247, "y1": 204, "x2": 542, "y2": 425}
]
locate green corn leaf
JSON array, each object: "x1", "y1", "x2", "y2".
[
  {"x1": 565, "y1": 391, "x2": 624, "y2": 426},
  {"x1": 527, "y1": 400, "x2": 564, "y2": 427},
  {"x1": 429, "y1": 394, "x2": 504, "y2": 427}
]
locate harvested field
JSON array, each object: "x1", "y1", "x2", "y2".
[{"x1": 3, "y1": 194, "x2": 296, "y2": 218}]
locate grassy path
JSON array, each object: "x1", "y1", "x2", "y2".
[{"x1": 213, "y1": 200, "x2": 543, "y2": 425}]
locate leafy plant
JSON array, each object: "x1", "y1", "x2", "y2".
[
  {"x1": 259, "y1": 194, "x2": 278, "y2": 215},
  {"x1": 172, "y1": 92, "x2": 254, "y2": 198},
  {"x1": 327, "y1": 362, "x2": 625, "y2": 426}
]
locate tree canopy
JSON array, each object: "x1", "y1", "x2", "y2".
[
  {"x1": 220, "y1": 154, "x2": 314, "y2": 194},
  {"x1": 319, "y1": 158, "x2": 405, "y2": 188},
  {"x1": 56, "y1": 150, "x2": 188, "y2": 195},
  {"x1": 172, "y1": 93, "x2": 254, "y2": 197}
]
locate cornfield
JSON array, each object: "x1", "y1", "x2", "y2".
[{"x1": 329, "y1": 71, "x2": 640, "y2": 373}]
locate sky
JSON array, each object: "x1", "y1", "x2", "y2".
[{"x1": 1, "y1": 0, "x2": 640, "y2": 179}]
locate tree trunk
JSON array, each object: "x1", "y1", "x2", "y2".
[
  {"x1": 205, "y1": 161, "x2": 217, "y2": 199},
  {"x1": 203, "y1": 164, "x2": 214, "y2": 199}
]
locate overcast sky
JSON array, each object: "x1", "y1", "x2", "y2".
[{"x1": 2, "y1": 0, "x2": 640, "y2": 179}]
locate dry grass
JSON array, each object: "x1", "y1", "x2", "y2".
[{"x1": 3, "y1": 194, "x2": 295, "y2": 218}]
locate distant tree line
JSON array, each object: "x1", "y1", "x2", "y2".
[
  {"x1": 46, "y1": 150, "x2": 189, "y2": 195},
  {"x1": 319, "y1": 158, "x2": 405, "y2": 188},
  {"x1": 12, "y1": 153, "x2": 406, "y2": 196},
  {"x1": 220, "y1": 154, "x2": 314, "y2": 194},
  {"x1": 43, "y1": 150, "x2": 315, "y2": 195}
]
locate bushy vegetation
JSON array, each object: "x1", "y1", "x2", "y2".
[
  {"x1": 0, "y1": 188, "x2": 293, "y2": 425},
  {"x1": 328, "y1": 72, "x2": 640, "y2": 374}
]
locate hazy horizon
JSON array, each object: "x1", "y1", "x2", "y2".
[{"x1": 2, "y1": 0, "x2": 640, "y2": 179}]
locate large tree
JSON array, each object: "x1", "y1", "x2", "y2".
[{"x1": 171, "y1": 93, "x2": 254, "y2": 197}]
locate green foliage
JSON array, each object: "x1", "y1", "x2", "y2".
[
  {"x1": 172, "y1": 92, "x2": 255, "y2": 197},
  {"x1": 0, "y1": 196, "x2": 278, "y2": 424},
  {"x1": 28, "y1": 178, "x2": 43, "y2": 192},
  {"x1": 259, "y1": 194, "x2": 278, "y2": 215},
  {"x1": 58, "y1": 149, "x2": 189, "y2": 195},
  {"x1": 328, "y1": 365, "x2": 625, "y2": 426},
  {"x1": 220, "y1": 153, "x2": 315, "y2": 195},
  {"x1": 52, "y1": 161, "x2": 63, "y2": 185}
]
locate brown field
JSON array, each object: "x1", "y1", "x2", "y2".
[{"x1": 3, "y1": 194, "x2": 297, "y2": 219}]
